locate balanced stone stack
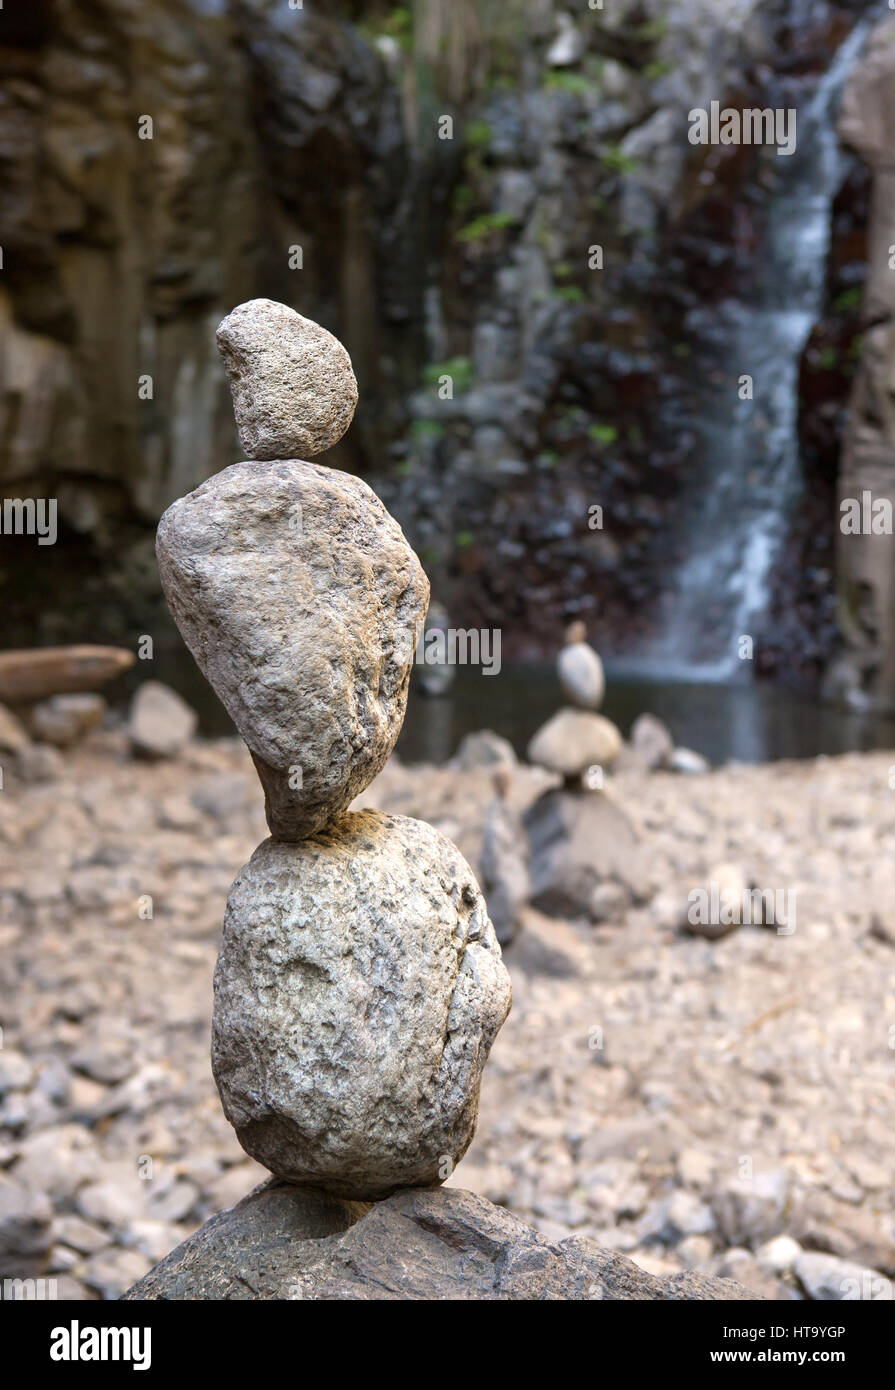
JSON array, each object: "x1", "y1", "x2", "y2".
[
  {"x1": 156, "y1": 300, "x2": 512, "y2": 1202},
  {"x1": 128, "y1": 301, "x2": 753, "y2": 1302},
  {"x1": 527, "y1": 621, "x2": 621, "y2": 783}
]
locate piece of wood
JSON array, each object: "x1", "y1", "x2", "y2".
[{"x1": 0, "y1": 646, "x2": 135, "y2": 702}]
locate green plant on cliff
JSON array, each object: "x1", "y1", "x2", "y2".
[
  {"x1": 465, "y1": 119, "x2": 493, "y2": 149},
  {"x1": 814, "y1": 346, "x2": 839, "y2": 371},
  {"x1": 384, "y1": 5, "x2": 412, "y2": 36},
  {"x1": 543, "y1": 72, "x2": 593, "y2": 96},
  {"x1": 552, "y1": 285, "x2": 586, "y2": 305},
  {"x1": 600, "y1": 145, "x2": 638, "y2": 174},
  {"x1": 833, "y1": 288, "x2": 862, "y2": 312},
  {"x1": 456, "y1": 210, "x2": 516, "y2": 244},
  {"x1": 356, "y1": 4, "x2": 413, "y2": 52},
  {"x1": 633, "y1": 17, "x2": 669, "y2": 42},
  {"x1": 411, "y1": 419, "x2": 446, "y2": 442},
  {"x1": 422, "y1": 357, "x2": 475, "y2": 393},
  {"x1": 551, "y1": 259, "x2": 587, "y2": 304},
  {"x1": 643, "y1": 59, "x2": 673, "y2": 80},
  {"x1": 452, "y1": 182, "x2": 474, "y2": 217}
]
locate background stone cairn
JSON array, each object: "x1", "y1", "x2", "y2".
[{"x1": 156, "y1": 299, "x2": 512, "y2": 1202}]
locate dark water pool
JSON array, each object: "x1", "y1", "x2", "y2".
[
  {"x1": 398, "y1": 665, "x2": 895, "y2": 766},
  {"x1": 140, "y1": 638, "x2": 895, "y2": 768}
]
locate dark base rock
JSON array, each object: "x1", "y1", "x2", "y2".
[
  {"x1": 123, "y1": 1181, "x2": 756, "y2": 1301},
  {"x1": 524, "y1": 789, "x2": 649, "y2": 922}
]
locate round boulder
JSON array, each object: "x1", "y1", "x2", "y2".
[
  {"x1": 129, "y1": 682, "x2": 196, "y2": 759},
  {"x1": 156, "y1": 460, "x2": 429, "y2": 839},
  {"x1": 527, "y1": 708, "x2": 622, "y2": 777},
  {"x1": 216, "y1": 299, "x2": 358, "y2": 460},
  {"x1": 211, "y1": 811, "x2": 512, "y2": 1200}
]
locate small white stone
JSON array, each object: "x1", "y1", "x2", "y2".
[
  {"x1": 670, "y1": 746, "x2": 710, "y2": 775},
  {"x1": 558, "y1": 641, "x2": 605, "y2": 710},
  {"x1": 756, "y1": 1234, "x2": 802, "y2": 1275}
]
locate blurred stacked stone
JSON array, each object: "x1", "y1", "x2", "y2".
[
  {"x1": 156, "y1": 300, "x2": 511, "y2": 1200},
  {"x1": 527, "y1": 622, "x2": 621, "y2": 784},
  {"x1": 480, "y1": 765, "x2": 529, "y2": 946},
  {"x1": 525, "y1": 622, "x2": 646, "y2": 923}
]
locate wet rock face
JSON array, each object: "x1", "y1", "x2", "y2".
[
  {"x1": 0, "y1": 1, "x2": 259, "y2": 530},
  {"x1": 0, "y1": 0, "x2": 866, "y2": 672},
  {"x1": 216, "y1": 299, "x2": 358, "y2": 460},
  {"x1": 156, "y1": 459, "x2": 429, "y2": 839},
  {"x1": 211, "y1": 812, "x2": 512, "y2": 1201},
  {"x1": 0, "y1": 1, "x2": 402, "y2": 546},
  {"x1": 828, "y1": 14, "x2": 895, "y2": 708}
]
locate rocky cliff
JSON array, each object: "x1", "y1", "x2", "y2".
[
  {"x1": 826, "y1": 14, "x2": 895, "y2": 708},
  {"x1": 0, "y1": 0, "x2": 883, "y2": 683}
]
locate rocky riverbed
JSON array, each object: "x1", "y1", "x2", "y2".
[{"x1": 1, "y1": 727, "x2": 893, "y2": 1300}]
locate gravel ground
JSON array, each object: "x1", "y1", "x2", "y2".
[{"x1": 1, "y1": 729, "x2": 893, "y2": 1300}]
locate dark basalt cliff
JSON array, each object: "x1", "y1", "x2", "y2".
[{"x1": 0, "y1": 0, "x2": 885, "y2": 693}]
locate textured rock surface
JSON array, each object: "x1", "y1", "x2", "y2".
[
  {"x1": 0, "y1": 1175, "x2": 53, "y2": 1279},
  {"x1": 793, "y1": 1249, "x2": 893, "y2": 1301},
  {"x1": 216, "y1": 299, "x2": 358, "y2": 460},
  {"x1": 524, "y1": 788, "x2": 649, "y2": 921},
  {"x1": 14, "y1": 743, "x2": 63, "y2": 784},
  {"x1": 831, "y1": 15, "x2": 895, "y2": 709},
  {"x1": 211, "y1": 811, "x2": 512, "y2": 1200},
  {"x1": 123, "y1": 1180, "x2": 758, "y2": 1301},
  {"x1": 30, "y1": 694, "x2": 106, "y2": 748},
  {"x1": 156, "y1": 459, "x2": 429, "y2": 839},
  {"x1": 527, "y1": 708, "x2": 622, "y2": 778},
  {"x1": 4, "y1": 739, "x2": 895, "y2": 1302}
]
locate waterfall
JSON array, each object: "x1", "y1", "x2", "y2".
[{"x1": 636, "y1": 22, "x2": 868, "y2": 682}]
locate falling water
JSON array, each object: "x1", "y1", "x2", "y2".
[{"x1": 640, "y1": 21, "x2": 868, "y2": 681}]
